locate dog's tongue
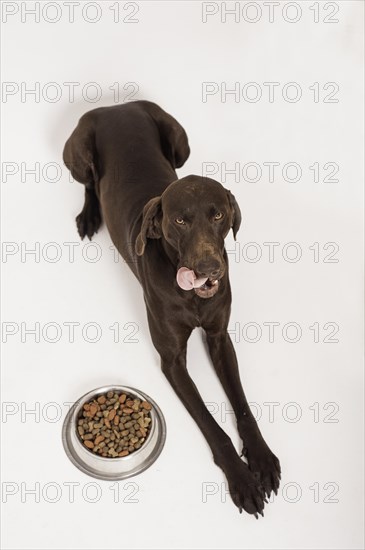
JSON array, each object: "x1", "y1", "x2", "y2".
[{"x1": 176, "y1": 267, "x2": 208, "y2": 291}]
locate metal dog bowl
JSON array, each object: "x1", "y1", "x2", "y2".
[{"x1": 62, "y1": 385, "x2": 166, "y2": 481}]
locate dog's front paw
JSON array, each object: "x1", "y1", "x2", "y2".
[
  {"x1": 226, "y1": 460, "x2": 267, "y2": 518},
  {"x1": 244, "y1": 443, "x2": 281, "y2": 499},
  {"x1": 76, "y1": 203, "x2": 101, "y2": 240}
]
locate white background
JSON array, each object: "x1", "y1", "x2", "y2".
[{"x1": 1, "y1": 1, "x2": 364, "y2": 549}]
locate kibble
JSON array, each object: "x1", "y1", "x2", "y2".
[
  {"x1": 77, "y1": 390, "x2": 152, "y2": 458},
  {"x1": 108, "y1": 409, "x2": 116, "y2": 421}
]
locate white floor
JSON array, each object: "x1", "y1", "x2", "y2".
[{"x1": 1, "y1": 2, "x2": 364, "y2": 549}]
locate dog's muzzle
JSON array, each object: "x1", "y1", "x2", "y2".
[{"x1": 176, "y1": 267, "x2": 220, "y2": 299}]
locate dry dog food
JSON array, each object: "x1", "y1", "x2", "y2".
[{"x1": 77, "y1": 391, "x2": 152, "y2": 458}]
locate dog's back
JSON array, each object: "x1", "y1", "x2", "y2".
[{"x1": 63, "y1": 101, "x2": 190, "y2": 261}]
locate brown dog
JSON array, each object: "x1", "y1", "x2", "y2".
[{"x1": 63, "y1": 100, "x2": 280, "y2": 517}]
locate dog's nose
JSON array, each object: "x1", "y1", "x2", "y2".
[{"x1": 195, "y1": 259, "x2": 221, "y2": 278}]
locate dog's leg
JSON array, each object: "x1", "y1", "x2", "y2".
[
  {"x1": 63, "y1": 113, "x2": 102, "y2": 240},
  {"x1": 76, "y1": 184, "x2": 102, "y2": 241},
  {"x1": 147, "y1": 317, "x2": 266, "y2": 517},
  {"x1": 162, "y1": 351, "x2": 268, "y2": 516},
  {"x1": 205, "y1": 330, "x2": 281, "y2": 498}
]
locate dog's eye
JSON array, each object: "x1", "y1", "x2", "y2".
[
  {"x1": 214, "y1": 212, "x2": 224, "y2": 220},
  {"x1": 175, "y1": 217, "x2": 185, "y2": 225}
]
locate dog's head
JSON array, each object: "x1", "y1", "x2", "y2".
[{"x1": 135, "y1": 176, "x2": 241, "y2": 298}]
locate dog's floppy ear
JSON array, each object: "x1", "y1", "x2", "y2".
[
  {"x1": 135, "y1": 197, "x2": 162, "y2": 256},
  {"x1": 63, "y1": 113, "x2": 99, "y2": 186},
  {"x1": 226, "y1": 190, "x2": 242, "y2": 240}
]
